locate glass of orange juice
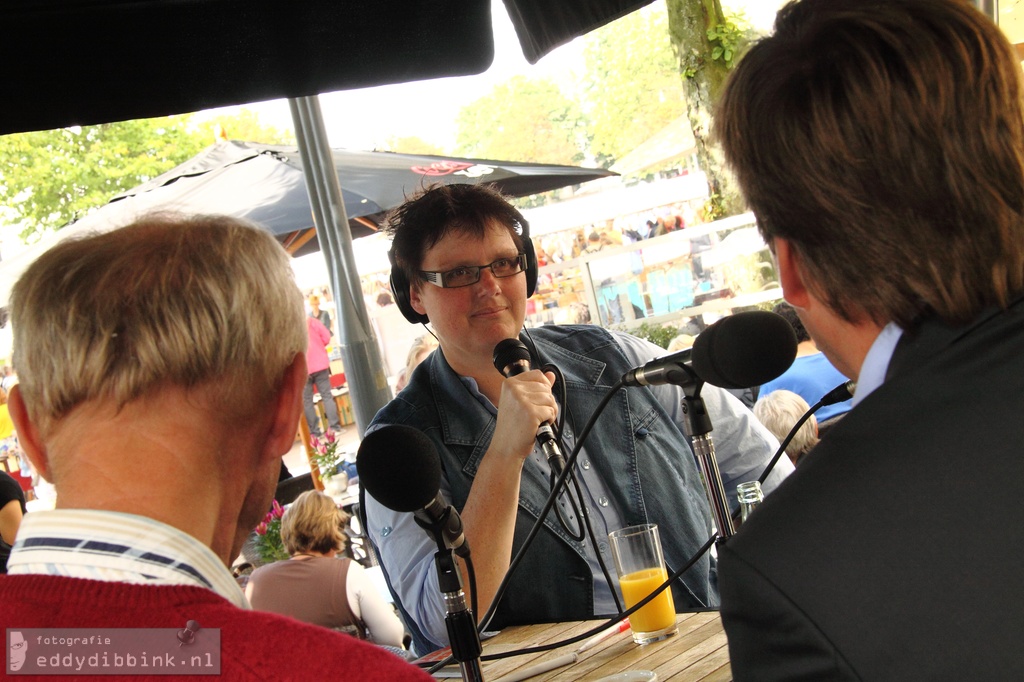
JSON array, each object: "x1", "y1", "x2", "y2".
[{"x1": 608, "y1": 524, "x2": 678, "y2": 644}]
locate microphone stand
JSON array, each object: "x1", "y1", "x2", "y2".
[
  {"x1": 419, "y1": 516, "x2": 484, "y2": 681},
  {"x1": 680, "y1": 382, "x2": 735, "y2": 541}
]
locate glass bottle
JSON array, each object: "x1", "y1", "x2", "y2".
[{"x1": 737, "y1": 480, "x2": 764, "y2": 523}]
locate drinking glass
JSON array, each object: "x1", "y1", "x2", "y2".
[{"x1": 608, "y1": 524, "x2": 678, "y2": 645}]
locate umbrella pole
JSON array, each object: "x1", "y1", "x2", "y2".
[{"x1": 289, "y1": 96, "x2": 393, "y2": 435}]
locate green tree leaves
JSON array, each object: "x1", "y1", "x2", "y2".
[
  {"x1": 0, "y1": 117, "x2": 206, "y2": 241},
  {"x1": 455, "y1": 76, "x2": 585, "y2": 165},
  {"x1": 0, "y1": 109, "x2": 291, "y2": 243},
  {"x1": 581, "y1": 5, "x2": 688, "y2": 166}
]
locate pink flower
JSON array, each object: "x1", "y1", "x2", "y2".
[
  {"x1": 255, "y1": 521, "x2": 267, "y2": 536},
  {"x1": 271, "y1": 499, "x2": 284, "y2": 518}
]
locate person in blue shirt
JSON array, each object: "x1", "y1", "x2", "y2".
[{"x1": 757, "y1": 301, "x2": 852, "y2": 428}]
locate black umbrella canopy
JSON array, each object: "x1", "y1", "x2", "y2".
[
  {"x1": 71, "y1": 140, "x2": 616, "y2": 257},
  {"x1": 1, "y1": 0, "x2": 655, "y2": 136}
]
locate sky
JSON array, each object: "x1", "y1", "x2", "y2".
[
  {"x1": 203, "y1": 0, "x2": 783, "y2": 153},
  {"x1": 202, "y1": 0, "x2": 584, "y2": 152}
]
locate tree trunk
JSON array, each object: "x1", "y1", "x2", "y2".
[{"x1": 666, "y1": 0, "x2": 747, "y2": 219}]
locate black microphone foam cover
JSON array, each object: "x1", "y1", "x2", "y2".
[
  {"x1": 492, "y1": 338, "x2": 532, "y2": 374},
  {"x1": 356, "y1": 425, "x2": 442, "y2": 513},
  {"x1": 691, "y1": 310, "x2": 797, "y2": 389}
]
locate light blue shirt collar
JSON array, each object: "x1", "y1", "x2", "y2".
[{"x1": 852, "y1": 321, "x2": 904, "y2": 407}]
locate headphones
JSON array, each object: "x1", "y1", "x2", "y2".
[{"x1": 390, "y1": 220, "x2": 539, "y2": 325}]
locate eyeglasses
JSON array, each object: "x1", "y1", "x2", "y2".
[{"x1": 420, "y1": 254, "x2": 527, "y2": 288}]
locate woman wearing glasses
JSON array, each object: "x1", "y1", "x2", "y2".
[{"x1": 365, "y1": 184, "x2": 790, "y2": 653}]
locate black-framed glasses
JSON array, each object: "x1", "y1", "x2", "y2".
[{"x1": 420, "y1": 254, "x2": 527, "y2": 289}]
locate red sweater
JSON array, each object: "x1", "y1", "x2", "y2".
[{"x1": 1, "y1": 574, "x2": 432, "y2": 680}]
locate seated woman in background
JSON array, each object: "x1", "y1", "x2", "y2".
[
  {"x1": 246, "y1": 491, "x2": 407, "y2": 649},
  {"x1": 753, "y1": 389, "x2": 820, "y2": 466}
]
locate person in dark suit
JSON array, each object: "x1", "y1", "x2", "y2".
[{"x1": 713, "y1": 0, "x2": 1024, "y2": 678}]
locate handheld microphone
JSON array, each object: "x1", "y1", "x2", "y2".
[
  {"x1": 622, "y1": 310, "x2": 798, "y2": 389},
  {"x1": 356, "y1": 425, "x2": 469, "y2": 557},
  {"x1": 492, "y1": 338, "x2": 567, "y2": 477}
]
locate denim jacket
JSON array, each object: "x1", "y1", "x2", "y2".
[{"x1": 366, "y1": 325, "x2": 772, "y2": 652}]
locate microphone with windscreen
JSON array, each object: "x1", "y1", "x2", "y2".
[
  {"x1": 622, "y1": 310, "x2": 797, "y2": 389},
  {"x1": 692, "y1": 310, "x2": 797, "y2": 389},
  {"x1": 357, "y1": 424, "x2": 469, "y2": 557},
  {"x1": 492, "y1": 338, "x2": 567, "y2": 476},
  {"x1": 358, "y1": 425, "x2": 483, "y2": 681},
  {"x1": 621, "y1": 310, "x2": 796, "y2": 542}
]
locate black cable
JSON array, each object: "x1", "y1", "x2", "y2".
[
  {"x1": 466, "y1": 554, "x2": 478, "y2": 626},
  {"x1": 539, "y1": 360, "x2": 620, "y2": 608},
  {"x1": 542, "y1": 363, "x2": 586, "y2": 541},
  {"x1": 481, "y1": 533, "x2": 716, "y2": 662},
  {"x1": 756, "y1": 380, "x2": 854, "y2": 487},
  {"x1": 567, "y1": 463, "x2": 625, "y2": 614},
  {"x1": 478, "y1": 377, "x2": 625, "y2": 634},
  {"x1": 550, "y1": 469, "x2": 586, "y2": 542},
  {"x1": 425, "y1": 531, "x2": 717, "y2": 673}
]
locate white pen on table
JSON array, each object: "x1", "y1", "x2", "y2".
[
  {"x1": 492, "y1": 619, "x2": 631, "y2": 682},
  {"x1": 576, "y1": 618, "x2": 631, "y2": 653}
]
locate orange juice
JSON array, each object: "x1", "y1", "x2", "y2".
[{"x1": 618, "y1": 567, "x2": 676, "y2": 634}]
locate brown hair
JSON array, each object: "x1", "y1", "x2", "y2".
[
  {"x1": 716, "y1": 0, "x2": 1024, "y2": 328},
  {"x1": 384, "y1": 183, "x2": 528, "y2": 285}
]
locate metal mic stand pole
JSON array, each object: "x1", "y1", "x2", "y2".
[
  {"x1": 681, "y1": 384, "x2": 735, "y2": 541},
  {"x1": 433, "y1": 548, "x2": 484, "y2": 681}
]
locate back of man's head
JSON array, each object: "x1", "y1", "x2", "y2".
[
  {"x1": 717, "y1": 0, "x2": 1024, "y2": 329},
  {"x1": 11, "y1": 213, "x2": 306, "y2": 437}
]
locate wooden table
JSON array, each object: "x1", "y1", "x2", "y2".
[{"x1": 476, "y1": 612, "x2": 731, "y2": 681}]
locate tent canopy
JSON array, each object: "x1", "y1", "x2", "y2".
[
  {"x1": 1, "y1": 0, "x2": 655, "y2": 136},
  {"x1": 0, "y1": 141, "x2": 616, "y2": 304}
]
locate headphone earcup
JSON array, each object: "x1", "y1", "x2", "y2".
[
  {"x1": 390, "y1": 265, "x2": 429, "y2": 325},
  {"x1": 523, "y1": 236, "x2": 538, "y2": 297}
]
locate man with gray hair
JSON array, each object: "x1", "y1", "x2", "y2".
[{"x1": 0, "y1": 214, "x2": 429, "y2": 679}]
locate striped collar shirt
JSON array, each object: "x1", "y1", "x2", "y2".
[{"x1": 7, "y1": 509, "x2": 248, "y2": 609}]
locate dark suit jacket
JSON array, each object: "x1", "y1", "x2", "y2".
[{"x1": 718, "y1": 299, "x2": 1024, "y2": 680}]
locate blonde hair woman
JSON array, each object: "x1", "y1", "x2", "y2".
[
  {"x1": 394, "y1": 335, "x2": 439, "y2": 393},
  {"x1": 246, "y1": 491, "x2": 407, "y2": 649}
]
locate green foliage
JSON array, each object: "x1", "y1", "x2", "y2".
[
  {"x1": 0, "y1": 117, "x2": 207, "y2": 241},
  {"x1": 384, "y1": 136, "x2": 446, "y2": 156},
  {"x1": 310, "y1": 432, "x2": 343, "y2": 481},
  {"x1": 198, "y1": 108, "x2": 294, "y2": 145},
  {"x1": 580, "y1": 3, "x2": 687, "y2": 165},
  {"x1": 455, "y1": 76, "x2": 585, "y2": 165},
  {"x1": 617, "y1": 321, "x2": 680, "y2": 349},
  {"x1": 703, "y1": 192, "x2": 726, "y2": 222},
  {"x1": 721, "y1": 252, "x2": 777, "y2": 296},
  {"x1": 253, "y1": 500, "x2": 289, "y2": 564},
  {"x1": 0, "y1": 108, "x2": 292, "y2": 244},
  {"x1": 706, "y1": 13, "x2": 754, "y2": 68}
]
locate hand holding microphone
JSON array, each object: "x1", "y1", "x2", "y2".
[{"x1": 492, "y1": 338, "x2": 566, "y2": 476}]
